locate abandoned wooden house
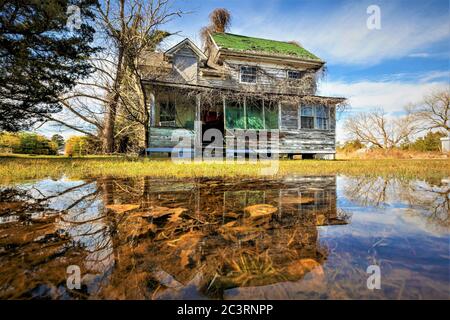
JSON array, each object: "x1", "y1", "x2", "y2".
[{"x1": 139, "y1": 32, "x2": 346, "y2": 159}]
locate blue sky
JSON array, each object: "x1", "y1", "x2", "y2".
[
  {"x1": 161, "y1": 0, "x2": 450, "y2": 140},
  {"x1": 39, "y1": 0, "x2": 450, "y2": 142}
]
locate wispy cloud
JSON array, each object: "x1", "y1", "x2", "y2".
[
  {"x1": 407, "y1": 53, "x2": 431, "y2": 58},
  {"x1": 319, "y1": 77, "x2": 449, "y2": 141},
  {"x1": 320, "y1": 79, "x2": 448, "y2": 113},
  {"x1": 227, "y1": 1, "x2": 450, "y2": 65}
]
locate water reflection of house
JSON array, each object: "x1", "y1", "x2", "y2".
[
  {"x1": 136, "y1": 176, "x2": 349, "y2": 299},
  {"x1": 142, "y1": 176, "x2": 346, "y2": 226},
  {"x1": 0, "y1": 176, "x2": 350, "y2": 299}
]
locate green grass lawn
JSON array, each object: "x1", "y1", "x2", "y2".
[{"x1": 0, "y1": 154, "x2": 449, "y2": 184}]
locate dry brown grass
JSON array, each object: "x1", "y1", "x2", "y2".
[
  {"x1": 0, "y1": 154, "x2": 449, "y2": 184},
  {"x1": 337, "y1": 149, "x2": 449, "y2": 160}
]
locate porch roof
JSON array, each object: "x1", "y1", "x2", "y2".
[{"x1": 143, "y1": 80, "x2": 346, "y2": 106}]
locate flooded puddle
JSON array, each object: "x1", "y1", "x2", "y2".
[{"x1": 0, "y1": 175, "x2": 448, "y2": 299}]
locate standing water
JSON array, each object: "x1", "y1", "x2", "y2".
[{"x1": 0, "y1": 175, "x2": 448, "y2": 299}]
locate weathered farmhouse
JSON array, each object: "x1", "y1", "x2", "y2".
[{"x1": 139, "y1": 32, "x2": 345, "y2": 159}]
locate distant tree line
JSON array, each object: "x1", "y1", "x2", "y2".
[{"x1": 0, "y1": 132, "x2": 58, "y2": 155}]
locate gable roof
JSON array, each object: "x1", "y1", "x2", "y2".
[
  {"x1": 165, "y1": 38, "x2": 207, "y2": 61},
  {"x1": 210, "y1": 33, "x2": 322, "y2": 62}
]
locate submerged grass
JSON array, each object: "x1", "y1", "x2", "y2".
[{"x1": 0, "y1": 154, "x2": 449, "y2": 184}]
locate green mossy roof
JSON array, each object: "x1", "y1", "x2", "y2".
[{"x1": 211, "y1": 33, "x2": 322, "y2": 61}]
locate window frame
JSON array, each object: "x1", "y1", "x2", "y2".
[
  {"x1": 315, "y1": 105, "x2": 329, "y2": 130},
  {"x1": 224, "y1": 98, "x2": 279, "y2": 130},
  {"x1": 157, "y1": 98, "x2": 177, "y2": 127},
  {"x1": 299, "y1": 105, "x2": 330, "y2": 131},
  {"x1": 239, "y1": 65, "x2": 258, "y2": 84},
  {"x1": 286, "y1": 70, "x2": 303, "y2": 80}
]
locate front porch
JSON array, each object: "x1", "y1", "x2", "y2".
[{"x1": 144, "y1": 86, "x2": 339, "y2": 159}]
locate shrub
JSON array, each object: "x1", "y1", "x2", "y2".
[
  {"x1": 65, "y1": 136, "x2": 98, "y2": 156},
  {"x1": 0, "y1": 132, "x2": 21, "y2": 153},
  {"x1": 404, "y1": 132, "x2": 446, "y2": 152},
  {"x1": 338, "y1": 139, "x2": 365, "y2": 153}
]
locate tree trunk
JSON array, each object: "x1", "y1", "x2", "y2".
[
  {"x1": 102, "y1": 47, "x2": 124, "y2": 154},
  {"x1": 102, "y1": 101, "x2": 117, "y2": 153}
]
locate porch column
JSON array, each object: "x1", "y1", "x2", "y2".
[
  {"x1": 147, "y1": 92, "x2": 156, "y2": 150},
  {"x1": 194, "y1": 94, "x2": 202, "y2": 160},
  {"x1": 149, "y1": 92, "x2": 156, "y2": 127}
]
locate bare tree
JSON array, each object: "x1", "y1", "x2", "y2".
[
  {"x1": 344, "y1": 108, "x2": 421, "y2": 149},
  {"x1": 42, "y1": 0, "x2": 182, "y2": 153},
  {"x1": 411, "y1": 90, "x2": 450, "y2": 135}
]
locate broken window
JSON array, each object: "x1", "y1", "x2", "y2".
[
  {"x1": 240, "y1": 66, "x2": 257, "y2": 83},
  {"x1": 158, "y1": 99, "x2": 176, "y2": 127},
  {"x1": 287, "y1": 70, "x2": 303, "y2": 80}
]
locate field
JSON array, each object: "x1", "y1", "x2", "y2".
[{"x1": 0, "y1": 154, "x2": 449, "y2": 184}]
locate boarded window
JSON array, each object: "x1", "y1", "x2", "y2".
[
  {"x1": 246, "y1": 99, "x2": 264, "y2": 129},
  {"x1": 225, "y1": 100, "x2": 246, "y2": 129},
  {"x1": 280, "y1": 104, "x2": 298, "y2": 129},
  {"x1": 240, "y1": 66, "x2": 257, "y2": 83},
  {"x1": 301, "y1": 106, "x2": 314, "y2": 129},
  {"x1": 264, "y1": 101, "x2": 279, "y2": 129}
]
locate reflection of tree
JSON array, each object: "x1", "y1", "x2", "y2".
[
  {"x1": 0, "y1": 180, "x2": 115, "y2": 298},
  {"x1": 344, "y1": 177, "x2": 449, "y2": 230}
]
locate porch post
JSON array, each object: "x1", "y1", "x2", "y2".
[
  {"x1": 149, "y1": 93, "x2": 156, "y2": 127},
  {"x1": 147, "y1": 92, "x2": 156, "y2": 153},
  {"x1": 194, "y1": 94, "x2": 202, "y2": 160}
]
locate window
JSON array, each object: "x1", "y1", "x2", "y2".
[
  {"x1": 225, "y1": 99, "x2": 279, "y2": 130},
  {"x1": 240, "y1": 66, "x2": 257, "y2": 83},
  {"x1": 158, "y1": 99, "x2": 176, "y2": 127},
  {"x1": 280, "y1": 104, "x2": 298, "y2": 129},
  {"x1": 315, "y1": 106, "x2": 329, "y2": 130},
  {"x1": 264, "y1": 101, "x2": 279, "y2": 129},
  {"x1": 301, "y1": 106, "x2": 314, "y2": 129},
  {"x1": 287, "y1": 70, "x2": 303, "y2": 80},
  {"x1": 300, "y1": 105, "x2": 329, "y2": 130},
  {"x1": 246, "y1": 99, "x2": 264, "y2": 129},
  {"x1": 225, "y1": 100, "x2": 246, "y2": 129}
]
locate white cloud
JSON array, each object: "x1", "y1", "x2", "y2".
[
  {"x1": 407, "y1": 53, "x2": 431, "y2": 58},
  {"x1": 319, "y1": 80, "x2": 448, "y2": 112},
  {"x1": 229, "y1": 1, "x2": 450, "y2": 65},
  {"x1": 318, "y1": 79, "x2": 449, "y2": 141}
]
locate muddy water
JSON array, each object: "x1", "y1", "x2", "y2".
[{"x1": 0, "y1": 176, "x2": 448, "y2": 299}]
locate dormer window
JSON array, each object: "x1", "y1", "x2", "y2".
[
  {"x1": 287, "y1": 70, "x2": 303, "y2": 80},
  {"x1": 240, "y1": 66, "x2": 257, "y2": 83}
]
